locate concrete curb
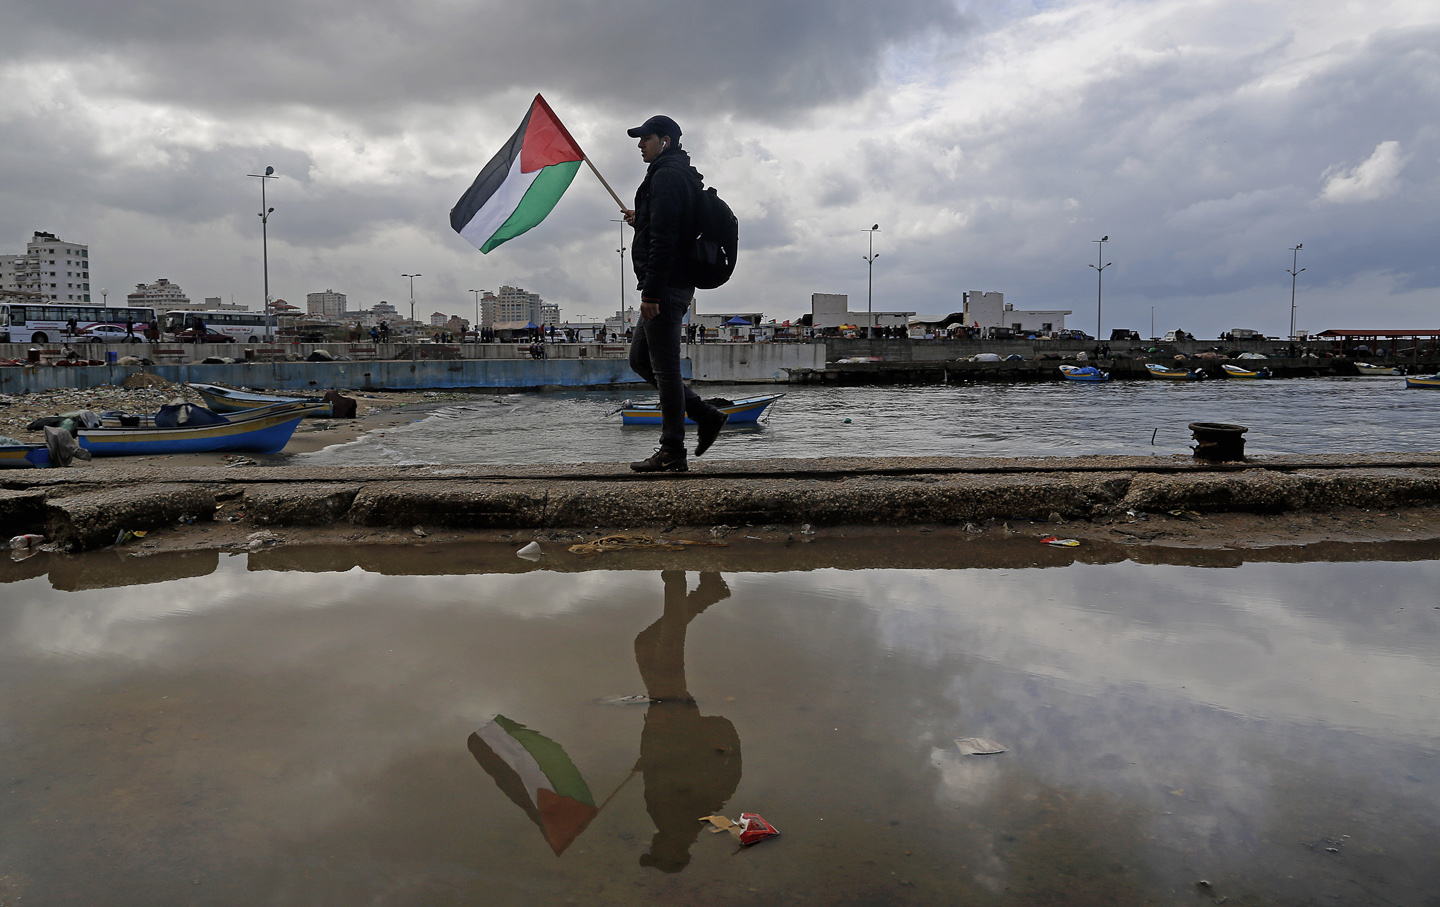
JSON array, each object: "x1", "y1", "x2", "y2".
[{"x1": 4, "y1": 454, "x2": 1440, "y2": 551}]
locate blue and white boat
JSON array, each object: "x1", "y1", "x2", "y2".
[
  {"x1": 0, "y1": 445, "x2": 50, "y2": 469},
  {"x1": 618, "y1": 393, "x2": 784, "y2": 426},
  {"x1": 1059, "y1": 365, "x2": 1109, "y2": 383},
  {"x1": 79, "y1": 401, "x2": 327, "y2": 456},
  {"x1": 188, "y1": 382, "x2": 330, "y2": 415}
]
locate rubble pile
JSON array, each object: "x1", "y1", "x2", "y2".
[{"x1": 0, "y1": 382, "x2": 186, "y2": 439}]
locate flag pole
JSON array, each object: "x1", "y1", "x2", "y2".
[{"x1": 584, "y1": 156, "x2": 627, "y2": 211}]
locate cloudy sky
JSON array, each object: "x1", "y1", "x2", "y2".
[{"x1": 2, "y1": 0, "x2": 1436, "y2": 335}]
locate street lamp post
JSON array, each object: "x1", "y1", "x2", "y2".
[
  {"x1": 1150, "y1": 305, "x2": 1155, "y2": 341},
  {"x1": 101, "y1": 288, "x2": 107, "y2": 309},
  {"x1": 1090, "y1": 235, "x2": 1111, "y2": 344},
  {"x1": 247, "y1": 167, "x2": 278, "y2": 341},
  {"x1": 863, "y1": 224, "x2": 880, "y2": 337},
  {"x1": 470, "y1": 289, "x2": 482, "y2": 340},
  {"x1": 610, "y1": 218, "x2": 627, "y2": 333},
  {"x1": 402, "y1": 273, "x2": 421, "y2": 362},
  {"x1": 1286, "y1": 244, "x2": 1305, "y2": 340}
]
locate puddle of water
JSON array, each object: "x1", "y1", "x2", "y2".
[{"x1": 2, "y1": 540, "x2": 1439, "y2": 905}]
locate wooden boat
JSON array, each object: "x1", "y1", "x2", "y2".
[
  {"x1": 188, "y1": 382, "x2": 330, "y2": 415},
  {"x1": 1145, "y1": 363, "x2": 1204, "y2": 380},
  {"x1": 79, "y1": 401, "x2": 328, "y2": 456},
  {"x1": 1404, "y1": 374, "x2": 1440, "y2": 389},
  {"x1": 1354, "y1": 362, "x2": 1400, "y2": 376},
  {"x1": 0, "y1": 445, "x2": 50, "y2": 469},
  {"x1": 618, "y1": 393, "x2": 785, "y2": 426},
  {"x1": 1058, "y1": 365, "x2": 1109, "y2": 382},
  {"x1": 1221, "y1": 363, "x2": 1271, "y2": 379}
]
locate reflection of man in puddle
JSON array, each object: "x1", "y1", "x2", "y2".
[{"x1": 634, "y1": 571, "x2": 741, "y2": 872}]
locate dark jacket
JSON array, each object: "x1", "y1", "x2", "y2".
[{"x1": 632, "y1": 147, "x2": 701, "y2": 300}]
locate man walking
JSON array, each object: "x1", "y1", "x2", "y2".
[{"x1": 623, "y1": 115, "x2": 727, "y2": 473}]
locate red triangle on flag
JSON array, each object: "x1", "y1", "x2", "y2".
[{"x1": 521, "y1": 94, "x2": 586, "y2": 173}]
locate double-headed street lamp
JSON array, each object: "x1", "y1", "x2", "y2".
[
  {"x1": 247, "y1": 166, "x2": 278, "y2": 341},
  {"x1": 863, "y1": 224, "x2": 880, "y2": 336},
  {"x1": 1286, "y1": 244, "x2": 1305, "y2": 340},
  {"x1": 402, "y1": 273, "x2": 421, "y2": 361},
  {"x1": 1090, "y1": 235, "x2": 1111, "y2": 343}
]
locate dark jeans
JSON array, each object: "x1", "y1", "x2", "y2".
[{"x1": 629, "y1": 287, "x2": 715, "y2": 454}]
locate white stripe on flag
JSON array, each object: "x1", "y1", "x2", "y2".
[
  {"x1": 457, "y1": 155, "x2": 542, "y2": 252},
  {"x1": 476, "y1": 718, "x2": 551, "y2": 804}
]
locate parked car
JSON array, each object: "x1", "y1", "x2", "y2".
[
  {"x1": 1110, "y1": 329, "x2": 1141, "y2": 341},
  {"x1": 82, "y1": 324, "x2": 144, "y2": 343}
]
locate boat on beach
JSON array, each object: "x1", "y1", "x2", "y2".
[
  {"x1": 79, "y1": 400, "x2": 328, "y2": 456},
  {"x1": 1145, "y1": 363, "x2": 1205, "y2": 381},
  {"x1": 1058, "y1": 365, "x2": 1109, "y2": 382},
  {"x1": 0, "y1": 445, "x2": 50, "y2": 469},
  {"x1": 617, "y1": 393, "x2": 785, "y2": 426},
  {"x1": 188, "y1": 382, "x2": 330, "y2": 415},
  {"x1": 1404, "y1": 374, "x2": 1440, "y2": 389},
  {"x1": 1221, "y1": 363, "x2": 1271, "y2": 379}
]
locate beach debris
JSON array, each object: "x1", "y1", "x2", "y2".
[
  {"x1": 567, "y1": 534, "x2": 727, "y2": 556},
  {"x1": 517, "y1": 541, "x2": 542, "y2": 559},
  {"x1": 222, "y1": 455, "x2": 257, "y2": 467},
  {"x1": 9, "y1": 534, "x2": 45, "y2": 549},
  {"x1": 247, "y1": 530, "x2": 280, "y2": 551},
  {"x1": 413, "y1": 526, "x2": 428, "y2": 538},
  {"x1": 595, "y1": 694, "x2": 653, "y2": 705},
  {"x1": 710, "y1": 524, "x2": 732, "y2": 539},
  {"x1": 700, "y1": 813, "x2": 780, "y2": 845},
  {"x1": 113, "y1": 529, "x2": 148, "y2": 546},
  {"x1": 1039, "y1": 536, "x2": 1079, "y2": 547},
  {"x1": 1048, "y1": 511, "x2": 1064, "y2": 523},
  {"x1": 1168, "y1": 509, "x2": 1201, "y2": 521},
  {"x1": 954, "y1": 737, "x2": 1007, "y2": 755},
  {"x1": 964, "y1": 522, "x2": 983, "y2": 533}
]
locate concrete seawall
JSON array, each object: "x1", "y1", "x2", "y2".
[{"x1": 5, "y1": 453, "x2": 1440, "y2": 551}]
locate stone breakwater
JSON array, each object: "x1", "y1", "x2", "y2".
[{"x1": 4, "y1": 453, "x2": 1440, "y2": 552}]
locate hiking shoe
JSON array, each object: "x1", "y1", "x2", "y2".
[
  {"x1": 694, "y1": 411, "x2": 729, "y2": 457},
  {"x1": 630, "y1": 448, "x2": 688, "y2": 473}
]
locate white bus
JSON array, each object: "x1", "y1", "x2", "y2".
[
  {"x1": 164, "y1": 310, "x2": 272, "y2": 343},
  {"x1": 0, "y1": 301, "x2": 157, "y2": 343}
]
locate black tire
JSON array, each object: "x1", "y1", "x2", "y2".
[
  {"x1": 247, "y1": 337, "x2": 260, "y2": 343},
  {"x1": 32, "y1": 332, "x2": 47, "y2": 343}
]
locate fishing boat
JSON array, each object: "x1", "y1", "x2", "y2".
[
  {"x1": 0, "y1": 445, "x2": 49, "y2": 469},
  {"x1": 188, "y1": 382, "x2": 330, "y2": 415},
  {"x1": 1145, "y1": 363, "x2": 1205, "y2": 380},
  {"x1": 1221, "y1": 363, "x2": 1271, "y2": 379},
  {"x1": 78, "y1": 400, "x2": 328, "y2": 457},
  {"x1": 1058, "y1": 365, "x2": 1109, "y2": 382},
  {"x1": 1404, "y1": 374, "x2": 1440, "y2": 389},
  {"x1": 617, "y1": 393, "x2": 785, "y2": 426},
  {"x1": 1354, "y1": 362, "x2": 1400, "y2": 376}
]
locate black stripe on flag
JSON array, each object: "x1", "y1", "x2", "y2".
[{"x1": 450, "y1": 104, "x2": 535, "y2": 234}]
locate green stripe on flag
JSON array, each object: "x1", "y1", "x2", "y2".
[
  {"x1": 493, "y1": 714, "x2": 595, "y2": 805},
  {"x1": 480, "y1": 160, "x2": 583, "y2": 253}
]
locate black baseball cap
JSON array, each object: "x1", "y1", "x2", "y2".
[{"x1": 626, "y1": 115, "x2": 681, "y2": 141}]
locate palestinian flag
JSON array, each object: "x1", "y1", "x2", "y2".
[
  {"x1": 451, "y1": 94, "x2": 586, "y2": 253},
  {"x1": 468, "y1": 714, "x2": 599, "y2": 856}
]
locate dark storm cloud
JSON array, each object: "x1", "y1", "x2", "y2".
[{"x1": 5, "y1": 0, "x2": 970, "y2": 120}]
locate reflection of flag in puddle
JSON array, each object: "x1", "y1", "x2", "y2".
[{"x1": 468, "y1": 715, "x2": 598, "y2": 856}]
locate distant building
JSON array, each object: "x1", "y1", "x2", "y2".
[
  {"x1": 961, "y1": 291, "x2": 1070, "y2": 336},
  {"x1": 128, "y1": 278, "x2": 190, "y2": 311},
  {"x1": 480, "y1": 285, "x2": 558, "y2": 327},
  {"x1": 430, "y1": 311, "x2": 448, "y2": 327},
  {"x1": 809, "y1": 292, "x2": 913, "y2": 329},
  {"x1": 5, "y1": 232, "x2": 90, "y2": 303},
  {"x1": 306, "y1": 289, "x2": 347, "y2": 318}
]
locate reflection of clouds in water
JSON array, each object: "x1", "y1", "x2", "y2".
[{"x1": 4, "y1": 560, "x2": 651, "y2": 660}]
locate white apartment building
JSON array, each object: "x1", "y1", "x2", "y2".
[
  {"x1": 809, "y1": 292, "x2": 914, "y2": 329},
  {"x1": 962, "y1": 290, "x2": 1071, "y2": 336},
  {"x1": 430, "y1": 311, "x2": 448, "y2": 327},
  {"x1": 480, "y1": 285, "x2": 559, "y2": 327},
  {"x1": 6, "y1": 232, "x2": 91, "y2": 303},
  {"x1": 307, "y1": 289, "x2": 347, "y2": 318},
  {"x1": 128, "y1": 278, "x2": 190, "y2": 310}
]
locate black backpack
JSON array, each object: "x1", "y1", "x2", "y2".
[{"x1": 689, "y1": 180, "x2": 737, "y2": 290}]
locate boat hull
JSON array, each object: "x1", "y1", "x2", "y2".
[
  {"x1": 0, "y1": 445, "x2": 50, "y2": 468},
  {"x1": 189, "y1": 382, "x2": 330, "y2": 415},
  {"x1": 620, "y1": 394, "x2": 783, "y2": 426},
  {"x1": 1405, "y1": 375, "x2": 1440, "y2": 389},
  {"x1": 1059, "y1": 365, "x2": 1109, "y2": 382},
  {"x1": 1354, "y1": 363, "x2": 1399, "y2": 376},
  {"x1": 79, "y1": 404, "x2": 322, "y2": 456},
  {"x1": 1145, "y1": 364, "x2": 1200, "y2": 380},
  {"x1": 1221, "y1": 364, "x2": 1270, "y2": 379}
]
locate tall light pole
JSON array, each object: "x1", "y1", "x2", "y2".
[
  {"x1": 1286, "y1": 243, "x2": 1305, "y2": 340},
  {"x1": 470, "y1": 289, "x2": 482, "y2": 338},
  {"x1": 247, "y1": 167, "x2": 278, "y2": 340},
  {"x1": 863, "y1": 224, "x2": 880, "y2": 337},
  {"x1": 610, "y1": 218, "x2": 627, "y2": 333},
  {"x1": 402, "y1": 273, "x2": 421, "y2": 362},
  {"x1": 1090, "y1": 235, "x2": 1111, "y2": 343},
  {"x1": 1150, "y1": 305, "x2": 1155, "y2": 341}
]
